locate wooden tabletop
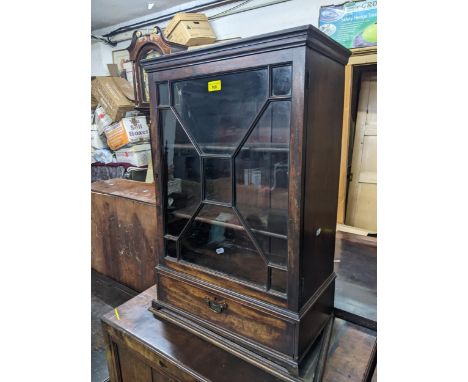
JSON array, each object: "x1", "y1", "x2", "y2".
[
  {"x1": 91, "y1": 179, "x2": 156, "y2": 204},
  {"x1": 102, "y1": 286, "x2": 376, "y2": 382}
]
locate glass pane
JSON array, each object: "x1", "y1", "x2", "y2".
[
  {"x1": 180, "y1": 204, "x2": 267, "y2": 286},
  {"x1": 161, "y1": 109, "x2": 201, "y2": 237},
  {"x1": 271, "y1": 268, "x2": 287, "y2": 293},
  {"x1": 172, "y1": 69, "x2": 269, "y2": 154},
  {"x1": 204, "y1": 157, "x2": 231, "y2": 203},
  {"x1": 157, "y1": 82, "x2": 169, "y2": 105},
  {"x1": 141, "y1": 50, "x2": 161, "y2": 102},
  {"x1": 257, "y1": 235, "x2": 288, "y2": 267},
  {"x1": 165, "y1": 239, "x2": 177, "y2": 258},
  {"x1": 235, "y1": 101, "x2": 291, "y2": 266},
  {"x1": 271, "y1": 65, "x2": 292, "y2": 97}
]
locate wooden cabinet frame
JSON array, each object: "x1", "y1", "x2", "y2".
[
  {"x1": 142, "y1": 26, "x2": 350, "y2": 380},
  {"x1": 337, "y1": 46, "x2": 377, "y2": 226}
]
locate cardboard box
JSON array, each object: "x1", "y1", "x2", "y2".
[
  {"x1": 115, "y1": 143, "x2": 151, "y2": 167},
  {"x1": 91, "y1": 124, "x2": 108, "y2": 149},
  {"x1": 94, "y1": 105, "x2": 113, "y2": 135},
  {"x1": 91, "y1": 94, "x2": 98, "y2": 109},
  {"x1": 91, "y1": 77, "x2": 135, "y2": 122},
  {"x1": 107, "y1": 63, "x2": 120, "y2": 77},
  {"x1": 164, "y1": 12, "x2": 216, "y2": 46},
  {"x1": 104, "y1": 116, "x2": 150, "y2": 151}
]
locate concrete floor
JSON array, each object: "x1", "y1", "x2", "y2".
[{"x1": 91, "y1": 270, "x2": 137, "y2": 382}]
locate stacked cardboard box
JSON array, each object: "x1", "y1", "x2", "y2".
[
  {"x1": 164, "y1": 12, "x2": 216, "y2": 46},
  {"x1": 92, "y1": 77, "x2": 135, "y2": 121},
  {"x1": 91, "y1": 76, "x2": 152, "y2": 169},
  {"x1": 114, "y1": 143, "x2": 152, "y2": 167},
  {"x1": 104, "y1": 116, "x2": 150, "y2": 151}
]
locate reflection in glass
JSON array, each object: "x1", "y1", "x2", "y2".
[
  {"x1": 235, "y1": 101, "x2": 291, "y2": 266},
  {"x1": 157, "y1": 82, "x2": 169, "y2": 105},
  {"x1": 161, "y1": 109, "x2": 201, "y2": 237},
  {"x1": 180, "y1": 204, "x2": 267, "y2": 286},
  {"x1": 141, "y1": 50, "x2": 161, "y2": 102},
  {"x1": 159, "y1": 68, "x2": 293, "y2": 288},
  {"x1": 271, "y1": 65, "x2": 292, "y2": 97},
  {"x1": 271, "y1": 267, "x2": 287, "y2": 293},
  {"x1": 173, "y1": 69, "x2": 269, "y2": 154},
  {"x1": 204, "y1": 158, "x2": 231, "y2": 203}
]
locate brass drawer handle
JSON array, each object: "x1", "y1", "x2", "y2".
[{"x1": 204, "y1": 297, "x2": 227, "y2": 314}]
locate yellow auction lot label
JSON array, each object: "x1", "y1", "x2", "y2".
[{"x1": 208, "y1": 80, "x2": 221, "y2": 92}]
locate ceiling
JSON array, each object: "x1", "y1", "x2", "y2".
[{"x1": 91, "y1": 0, "x2": 198, "y2": 31}]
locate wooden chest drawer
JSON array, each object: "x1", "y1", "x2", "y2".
[{"x1": 156, "y1": 271, "x2": 295, "y2": 357}]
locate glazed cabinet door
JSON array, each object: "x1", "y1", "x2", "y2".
[{"x1": 153, "y1": 53, "x2": 297, "y2": 299}]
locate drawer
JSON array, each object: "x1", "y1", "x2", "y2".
[{"x1": 157, "y1": 272, "x2": 295, "y2": 356}]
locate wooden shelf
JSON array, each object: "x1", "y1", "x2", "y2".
[
  {"x1": 166, "y1": 143, "x2": 289, "y2": 153},
  {"x1": 170, "y1": 206, "x2": 287, "y2": 240}
]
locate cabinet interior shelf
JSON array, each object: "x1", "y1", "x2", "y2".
[
  {"x1": 169, "y1": 209, "x2": 287, "y2": 240},
  {"x1": 166, "y1": 143, "x2": 289, "y2": 153}
]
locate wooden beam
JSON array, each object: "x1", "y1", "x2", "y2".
[{"x1": 337, "y1": 63, "x2": 353, "y2": 224}]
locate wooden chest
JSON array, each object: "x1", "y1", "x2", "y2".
[
  {"x1": 91, "y1": 179, "x2": 157, "y2": 291},
  {"x1": 102, "y1": 286, "x2": 377, "y2": 382},
  {"x1": 142, "y1": 25, "x2": 350, "y2": 377}
]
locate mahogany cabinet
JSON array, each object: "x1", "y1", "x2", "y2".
[{"x1": 142, "y1": 25, "x2": 350, "y2": 379}]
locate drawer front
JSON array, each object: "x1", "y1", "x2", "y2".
[{"x1": 157, "y1": 273, "x2": 294, "y2": 356}]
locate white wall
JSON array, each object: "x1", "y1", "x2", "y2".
[
  {"x1": 91, "y1": 0, "x2": 333, "y2": 76},
  {"x1": 209, "y1": 0, "x2": 332, "y2": 39},
  {"x1": 91, "y1": 41, "x2": 115, "y2": 76}
]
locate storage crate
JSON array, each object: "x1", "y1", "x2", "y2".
[{"x1": 164, "y1": 12, "x2": 216, "y2": 46}]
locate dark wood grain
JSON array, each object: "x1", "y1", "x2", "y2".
[
  {"x1": 140, "y1": 25, "x2": 351, "y2": 376},
  {"x1": 91, "y1": 179, "x2": 157, "y2": 292},
  {"x1": 102, "y1": 286, "x2": 376, "y2": 382},
  {"x1": 126, "y1": 28, "x2": 187, "y2": 110},
  {"x1": 91, "y1": 179, "x2": 156, "y2": 204},
  {"x1": 300, "y1": 50, "x2": 346, "y2": 305},
  {"x1": 142, "y1": 25, "x2": 349, "y2": 73},
  {"x1": 103, "y1": 287, "x2": 284, "y2": 382},
  {"x1": 165, "y1": 259, "x2": 288, "y2": 307},
  {"x1": 157, "y1": 271, "x2": 295, "y2": 356},
  {"x1": 297, "y1": 280, "x2": 335, "y2": 363},
  {"x1": 287, "y1": 46, "x2": 307, "y2": 313},
  {"x1": 119, "y1": 346, "x2": 153, "y2": 381}
]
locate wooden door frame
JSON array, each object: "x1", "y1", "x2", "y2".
[{"x1": 337, "y1": 46, "x2": 377, "y2": 225}]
